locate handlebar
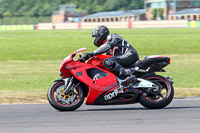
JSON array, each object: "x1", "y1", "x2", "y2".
[
  {"x1": 78, "y1": 54, "x2": 86, "y2": 62},
  {"x1": 79, "y1": 58, "x2": 86, "y2": 62}
]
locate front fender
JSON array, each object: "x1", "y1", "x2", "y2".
[
  {"x1": 54, "y1": 77, "x2": 89, "y2": 98},
  {"x1": 54, "y1": 78, "x2": 71, "y2": 88}
]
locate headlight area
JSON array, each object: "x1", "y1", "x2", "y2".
[
  {"x1": 59, "y1": 69, "x2": 72, "y2": 78},
  {"x1": 59, "y1": 71, "x2": 63, "y2": 75}
]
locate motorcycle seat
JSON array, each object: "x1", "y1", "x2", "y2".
[
  {"x1": 140, "y1": 56, "x2": 170, "y2": 68},
  {"x1": 124, "y1": 56, "x2": 170, "y2": 69},
  {"x1": 124, "y1": 63, "x2": 136, "y2": 69}
]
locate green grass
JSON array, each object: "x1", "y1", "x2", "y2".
[
  {"x1": 0, "y1": 60, "x2": 60, "y2": 92},
  {"x1": 0, "y1": 28, "x2": 200, "y2": 60},
  {"x1": 161, "y1": 54, "x2": 200, "y2": 88},
  {"x1": 0, "y1": 28, "x2": 200, "y2": 102}
]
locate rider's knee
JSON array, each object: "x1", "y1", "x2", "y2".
[{"x1": 103, "y1": 59, "x2": 115, "y2": 69}]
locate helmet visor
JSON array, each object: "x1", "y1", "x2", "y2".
[
  {"x1": 92, "y1": 37, "x2": 95, "y2": 43},
  {"x1": 92, "y1": 30, "x2": 97, "y2": 37}
]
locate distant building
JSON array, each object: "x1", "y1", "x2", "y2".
[
  {"x1": 169, "y1": 8, "x2": 200, "y2": 20},
  {"x1": 52, "y1": 4, "x2": 88, "y2": 23},
  {"x1": 145, "y1": 0, "x2": 200, "y2": 20},
  {"x1": 82, "y1": 9, "x2": 146, "y2": 22},
  {"x1": 52, "y1": 1, "x2": 200, "y2": 23}
]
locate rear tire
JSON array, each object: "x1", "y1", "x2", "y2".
[
  {"x1": 47, "y1": 81, "x2": 84, "y2": 111},
  {"x1": 139, "y1": 75, "x2": 174, "y2": 109}
]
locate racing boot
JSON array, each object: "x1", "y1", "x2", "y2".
[
  {"x1": 119, "y1": 68, "x2": 137, "y2": 86},
  {"x1": 111, "y1": 63, "x2": 137, "y2": 86},
  {"x1": 126, "y1": 67, "x2": 135, "y2": 74}
]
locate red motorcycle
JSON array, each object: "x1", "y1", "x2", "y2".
[{"x1": 47, "y1": 48, "x2": 174, "y2": 111}]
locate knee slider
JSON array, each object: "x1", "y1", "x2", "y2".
[{"x1": 103, "y1": 59, "x2": 115, "y2": 69}]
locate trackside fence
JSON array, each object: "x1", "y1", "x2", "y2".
[
  {"x1": 0, "y1": 25, "x2": 34, "y2": 31},
  {"x1": 188, "y1": 21, "x2": 200, "y2": 27},
  {"x1": 0, "y1": 20, "x2": 199, "y2": 31}
]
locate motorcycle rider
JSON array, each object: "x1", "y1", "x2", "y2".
[{"x1": 83, "y1": 25, "x2": 139, "y2": 85}]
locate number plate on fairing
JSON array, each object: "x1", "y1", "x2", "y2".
[{"x1": 76, "y1": 71, "x2": 82, "y2": 76}]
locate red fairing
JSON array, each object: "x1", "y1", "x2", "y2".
[
  {"x1": 66, "y1": 61, "x2": 118, "y2": 105},
  {"x1": 59, "y1": 56, "x2": 73, "y2": 78},
  {"x1": 61, "y1": 53, "x2": 117, "y2": 104},
  {"x1": 48, "y1": 48, "x2": 174, "y2": 110},
  {"x1": 59, "y1": 48, "x2": 88, "y2": 78},
  {"x1": 60, "y1": 68, "x2": 72, "y2": 78},
  {"x1": 87, "y1": 54, "x2": 112, "y2": 70}
]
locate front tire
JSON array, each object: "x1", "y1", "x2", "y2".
[
  {"x1": 47, "y1": 81, "x2": 85, "y2": 111},
  {"x1": 139, "y1": 75, "x2": 174, "y2": 109}
]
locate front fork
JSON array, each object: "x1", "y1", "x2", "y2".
[{"x1": 54, "y1": 76, "x2": 78, "y2": 94}]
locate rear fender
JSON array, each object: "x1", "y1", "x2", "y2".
[{"x1": 138, "y1": 73, "x2": 156, "y2": 79}]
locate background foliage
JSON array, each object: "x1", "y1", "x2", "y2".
[
  {"x1": 0, "y1": 0, "x2": 144, "y2": 24},
  {"x1": 151, "y1": 8, "x2": 164, "y2": 20}
]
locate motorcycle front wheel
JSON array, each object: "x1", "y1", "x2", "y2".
[
  {"x1": 47, "y1": 81, "x2": 85, "y2": 111},
  {"x1": 139, "y1": 75, "x2": 174, "y2": 109}
]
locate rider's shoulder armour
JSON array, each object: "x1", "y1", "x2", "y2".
[
  {"x1": 107, "y1": 34, "x2": 112, "y2": 41},
  {"x1": 107, "y1": 34, "x2": 119, "y2": 46}
]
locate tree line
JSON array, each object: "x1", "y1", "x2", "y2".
[{"x1": 0, "y1": 0, "x2": 144, "y2": 17}]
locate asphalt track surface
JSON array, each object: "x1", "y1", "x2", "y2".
[{"x1": 1, "y1": 98, "x2": 200, "y2": 133}]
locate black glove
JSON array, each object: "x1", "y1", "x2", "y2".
[{"x1": 83, "y1": 52, "x2": 94, "y2": 60}]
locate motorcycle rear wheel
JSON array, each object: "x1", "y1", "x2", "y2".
[
  {"x1": 139, "y1": 75, "x2": 174, "y2": 109},
  {"x1": 47, "y1": 81, "x2": 85, "y2": 111}
]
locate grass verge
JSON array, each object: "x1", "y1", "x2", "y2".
[{"x1": 0, "y1": 28, "x2": 200, "y2": 104}]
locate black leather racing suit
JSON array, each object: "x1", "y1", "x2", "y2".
[{"x1": 92, "y1": 34, "x2": 139, "y2": 79}]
